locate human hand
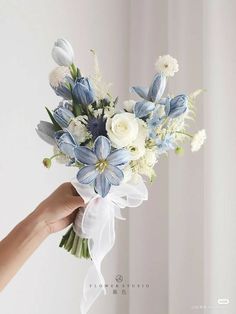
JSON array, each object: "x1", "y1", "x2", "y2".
[{"x1": 34, "y1": 182, "x2": 84, "y2": 234}]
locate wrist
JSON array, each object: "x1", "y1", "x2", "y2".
[{"x1": 22, "y1": 207, "x2": 51, "y2": 239}]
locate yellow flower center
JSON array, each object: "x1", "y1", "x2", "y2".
[{"x1": 96, "y1": 160, "x2": 108, "y2": 173}]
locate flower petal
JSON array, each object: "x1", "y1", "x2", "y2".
[
  {"x1": 94, "y1": 173, "x2": 111, "y2": 197},
  {"x1": 54, "y1": 130, "x2": 77, "y2": 158},
  {"x1": 134, "y1": 100, "x2": 155, "y2": 118},
  {"x1": 76, "y1": 165, "x2": 98, "y2": 184},
  {"x1": 104, "y1": 165, "x2": 124, "y2": 186},
  {"x1": 74, "y1": 146, "x2": 98, "y2": 165},
  {"x1": 106, "y1": 149, "x2": 130, "y2": 166},
  {"x1": 94, "y1": 136, "x2": 111, "y2": 160},
  {"x1": 130, "y1": 86, "x2": 149, "y2": 100},
  {"x1": 148, "y1": 73, "x2": 166, "y2": 102}
]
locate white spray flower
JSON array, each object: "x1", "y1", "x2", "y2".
[
  {"x1": 68, "y1": 117, "x2": 91, "y2": 143},
  {"x1": 123, "y1": 100, "x2": 136, "y2": 112},
  {"x1": 144, "y1": 149, "x2": 157, "y2": 167},
  {"x1": 49, "y1": 66, "x2": 71, "y2": 88},
  {"x1": 155, "y1": 55, "x2": 179, "y2": 77},
  {"x1": 53, "y1": 146, "x2": 70, "y2": 164},
  {"x1": 191, "y1": 129, "x2": 206, "y2": 152}
]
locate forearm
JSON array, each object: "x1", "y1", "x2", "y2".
[{"x1": 0, "y1": 210, "x2": 49, "y2": 291}]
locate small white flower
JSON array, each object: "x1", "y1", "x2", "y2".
[
  {"x1": 123, "y1": 100, "x2": 136, "y2": 112},
  {"x1": 68, "y1": 117, "x2": 91, "y2": 143},
  {"x1": 53, "y1": 146, "x2": 70, "y2": 164},
  {"x1": 106, "y1": 112, "x2": 139, "y2": 148},
  {"x1": 191, "y1": 129, "x2": 206, "y2": 152},
  {"x1": 144, "y1": 149, "x2": 157, "y2": 167},
  {"x1": 94, "y1": 106, "x2": 116, "y2": 118},
  {"x1": 155, "y1": 55, "x2": 179, "y2": 77},
  {"x1": 49, "y1": 66, "x2": 70, "y2": 88},
  {"x1": 128, "y1": 141, "x2": 146, "y2": 160}
]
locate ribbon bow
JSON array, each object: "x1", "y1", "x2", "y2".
[{"x1": 72, "y1": 175, "x2": 148, "y2": 314}]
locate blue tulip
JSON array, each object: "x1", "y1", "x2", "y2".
[
  {"x1": 74, "y1": 136, "x2": 130, "y2": 197},
  {"x1": 130, "y1": 73, "x2": 166, "y2": 118},
  {"x1": 147, "y1": 74, "x2": 166, "y2": 102},
  {"x1": 72, "y1": 77, "x2": 96, "y2": 105},
  {"x1": 53, "y1": 106, "x2": 74, "y2": 128},
  {"x1": 36, "y1": 121, "x2": 55, "y2": 145},
  {"x1": 54, "y1": 130, "x2": 77, "y2": 158},
  {"x1": 131, "y1": 73, "x2": 166, "y2": 103},
  {"x1": 165, "y1": 94, "x2": 188, "y2": 118},
  {"x1": 134, "y1": 101, "x2": 155, "y2": 118},
  {"x1": 51, "y1": 76, "x2": 74, "y2": 100}
]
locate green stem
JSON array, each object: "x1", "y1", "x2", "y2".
[{"x1": 175, "y1": 131, "x2": 193, "y2": 138}]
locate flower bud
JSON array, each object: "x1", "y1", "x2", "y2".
[
  {"x1": 148, "y1": 73, "x2": 166, "y2": 102},
  {"x1": 134, "y1": 100, "x2": 155, "y2": 118},
  {"x1": 166, "y1": 94, "x2": 188, "y2": 118},
  {"x1": 175, "y1": 146, "x2": 184, "y2": 155},
  {"x1": 43, "y1": 158, "x2": 51, "y2": 168},
  {"x1": 52, "y1": 38, "x2": 74, "y2": 66},
  {"x1": 53, "y1": 106, "x2": 74, "y2": 128},
  {"x1": 72, "y1": 77, "x2": 96, "y2": 105}
]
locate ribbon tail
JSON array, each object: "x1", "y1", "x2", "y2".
[{"x1": 80, "y1": 201, "x2": 115, "y2": 314}]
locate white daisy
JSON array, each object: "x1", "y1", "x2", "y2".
[
  {"x1": 191, "y1": 129, "x2": 206, "y2": 152},
  {"x1": 155, "y1": 55, "x2": 179, "y2": 77}
]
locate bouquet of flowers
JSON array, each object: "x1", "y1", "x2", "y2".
[{"x1": 36, "y1": 38, "x2": 206, "y2": 313}]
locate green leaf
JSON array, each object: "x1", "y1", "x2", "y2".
[{"x1": 45, "y1": 107, "x2": 61, "y2": 131}]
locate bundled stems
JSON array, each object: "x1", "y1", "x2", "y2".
[{"x1": 59, "y1": 226, "x2": 91, "y2": 259}]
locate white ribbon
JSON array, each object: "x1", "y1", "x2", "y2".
[{"x1": 71, "y1": 175, "x2": 148, "y2": 314}]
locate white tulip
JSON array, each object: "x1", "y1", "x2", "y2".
[{"x1": 52, "y1": 38, "x2": 74, "y2": 66}]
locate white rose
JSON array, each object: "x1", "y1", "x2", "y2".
[
  {"x1": 123, "y1": 100, "x2": 136, "y2": 112},
  {"x1": 106, "y1": 112, "x2": 139, "y2": 148},
  {"x1": 68, "y1": 117, "x2": 91, "y2": 143},
  {"x1": 128, "y1": 119, "x2": 148, "y2": 160}
]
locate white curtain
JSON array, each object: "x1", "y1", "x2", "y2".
[{"x1": 129, "y1": 0, "x2": 236, "y2": 313}]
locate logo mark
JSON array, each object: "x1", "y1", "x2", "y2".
[{"x1": 115, "y1": 274, "x2": 123, "y2": 283}]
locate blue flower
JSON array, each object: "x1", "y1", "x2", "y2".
[
  {"x1": 165, "y1": 94, "x2": 188, "y2": 118},
  {"x1": 87, "y1": 115, "x2": 107, "y2": 140},
  {"x1": 72, "y1": 77, "x2": 96, "y2": 105},
  {"x1": 54, "y1": 130, "x2": 77, "y2": 159},
  {"x1": 51, "y1": 76, "x2": 74, "y2": 100},
  {"x1": 156, "y1": 134, "x2": 175, "y2": 154},
  {"x1": 130, "y1": 73, "x2": 166, "y2": 118},
  {"x1": 53, "y1": 106, "x2": 74, "y2": 128},
  {"x1": 36, "y1": 121, "x2": 55, "y2": 145},
  {"x1": 147, "y1": 111, "x2": 162, "y2": 138},
  {"x1": 134, "y1": 101, "x2": 155, "y2": 118},
  {"x1": 74, "y1": 136, "x2": 130, "y2": 197}
]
